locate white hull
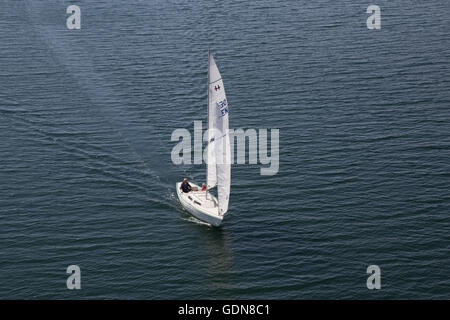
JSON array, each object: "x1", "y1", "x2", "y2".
[{"x1": 176, "y1": 182, "x2": 223, "y2": 226}]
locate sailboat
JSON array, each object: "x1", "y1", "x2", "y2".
[{"x1": 176, "y1": 51, "x2": 231, "y2": 226}]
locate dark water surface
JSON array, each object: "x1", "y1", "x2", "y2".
[{"x1": 0, "y1": 1, "x2": 449, "y2": 299}]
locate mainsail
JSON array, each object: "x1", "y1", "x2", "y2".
[{"x1": 206, "y1": 51, "x2": 231, "y2": 215}]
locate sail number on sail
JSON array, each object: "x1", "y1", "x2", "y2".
[{"x1": 216, "y1": 98, "x2": 229, "y2": 116}]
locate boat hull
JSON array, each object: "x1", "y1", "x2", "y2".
[{"x1": 176, "y1": 182, "x2": 223, "y2": 226}]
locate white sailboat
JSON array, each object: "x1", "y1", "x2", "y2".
[{"x1": 176, "y1": 51, "x2": 231, "y2": 226}]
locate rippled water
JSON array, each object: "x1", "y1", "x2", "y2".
[{"x1": 0, "y1": 0, "x2": 449, "y2": 299}]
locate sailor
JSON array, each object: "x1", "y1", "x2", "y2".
[
  {"x1": 180, "y1": 178, "x2": 192, "y2": 193},
  {"x1": 202, "y1": 183, "x2": 207, "y2": 191}
]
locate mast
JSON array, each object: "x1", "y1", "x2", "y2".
[{"x1": 206, "y1": 49, "x2": 210, "y2": 199}]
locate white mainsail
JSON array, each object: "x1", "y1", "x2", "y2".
[{"x1": 206, "y1": 51, "x2": 231, "y2": 215}]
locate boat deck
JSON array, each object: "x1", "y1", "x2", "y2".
[{"x1": 187, "y1": 190, "x2": 218, "y2": 208}]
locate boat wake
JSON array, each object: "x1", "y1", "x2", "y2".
[{"x1": 181, "y1": 216, "x2": 213, "y2": 227}]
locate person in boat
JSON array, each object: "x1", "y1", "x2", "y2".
[
  {"x1": 202, "y1": 183, "x2": 207, "y2": 191},
  {"x1": 180, "y1": 178, "x2": 192, "y2": 193},
  {"x1": 180, "y1": 178, "x2": 199, "y2": 193}
]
